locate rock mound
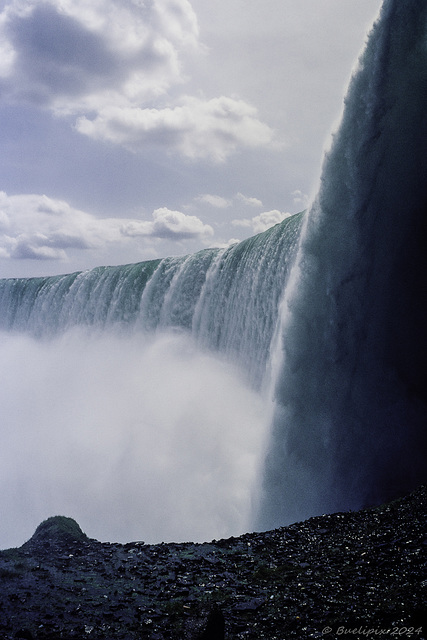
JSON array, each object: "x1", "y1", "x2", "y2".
[{"x1": 24, "y1": 515, "x2": 88, "y2": 547}]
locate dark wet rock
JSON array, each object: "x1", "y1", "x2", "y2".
[
  {"x1": 233, "y1": 597, "x2": 266, "y2": 612},
  {"x1": 0, "y1": 486, "x2": 426, "y2": 639},
  {"x1": 14, "y1": 630, "x2": 34, "y2": 640},
  {"x1": 199, "y1": 605, "x2": 225, "y2": 639}
]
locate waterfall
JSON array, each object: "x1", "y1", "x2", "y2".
[
  {"x1": 256, "y1": 0, "x2": 427, "y2": 529},
  {"x1": 0, "y1": 213, "x2": 302, "y2": 387},
  {"x1": 0, "y1": 214, "x2": 302, "y2": 546},
  {"x1": 0, "y1": 0, "x2": 426, "y2": 546}
]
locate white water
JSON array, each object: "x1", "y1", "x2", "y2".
[
  {"x1": 0, "y1": 329, "x2": 270, "y2": 548},
  {"x1": 0, "y1": 216, "x2": 301, "y2": 549},
  {"x1": 257, "y1": 0, "x2": 427, "y2": 528}
]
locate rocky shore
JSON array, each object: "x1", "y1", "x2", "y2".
[{"x1": 0, "y1": 486, "x2": 426, "y2": 640}]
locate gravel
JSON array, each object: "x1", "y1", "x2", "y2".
[{"x1": 0, "y1": 486, "x2": 426, "y2": 639}]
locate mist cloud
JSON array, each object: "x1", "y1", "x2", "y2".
[{"x1": 0, "y1": 330, "x2": 269, "y2": 548}]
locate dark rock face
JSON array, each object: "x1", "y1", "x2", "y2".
[{"x1": 0, "y1": 487, "x2": 426, "y2": 639}]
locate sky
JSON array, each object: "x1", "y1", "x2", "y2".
[{"x1": 0, "y1": 0, "x2": 382, "y2": 279}]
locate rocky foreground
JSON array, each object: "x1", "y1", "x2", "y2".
[{"x1": 0, "y1": 487, "x2": 426, "y2": 640}]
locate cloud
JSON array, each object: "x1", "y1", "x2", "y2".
[
  {"x1": 292, "y1": 189, "x2": 310, "y2": 208},
  {"x1": 11, "y1": 240, "x2": 67, "y2": 261},
  {"x1": 211, "y1": 238, "x2": 240, "y2": 249},
  {"x1": 236, "y1": 192, "x2": 263, "y2": 207},
  {"x1": 0, "y1": 0, "x2": 200, "y2": 112},
  {"x1": 0, "y1": 192, "x2": 121, "y2": 261},
  {"x1": 75, "y1": 96, "x2": 274, "y2": 161},
  {"x1": 121, "y1": 207, "x2": 213, "y2": 241},
  {"x1": 196, "y1": 194, "x2": 231, "y2": 208},
  {"x1": 0, "y1": 330, "x2": 268, "y2": 546},
  {"x1": 232, "y1": 209, "x2": 292, "y2": 234},
  {"x1": 0, "y1": 192, "x2": 212, "y2": 261},
  {"x1": 0, "y1": 0, "x2": 274, "y2": 161}
]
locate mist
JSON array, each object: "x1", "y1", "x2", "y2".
[{"x1": 0, "y1": 328, "x2": 270, "y2": 549}]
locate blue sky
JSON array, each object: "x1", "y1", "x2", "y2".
[{"x1": 0, "y1": 0, "x2": 380, "y2": 278}]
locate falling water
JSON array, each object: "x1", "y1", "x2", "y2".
[
  {"x1": 256, "y1": 0, "x2": 427, "y2": 529},
  {"x1": 1, "y1": 0, "x2": 426, "y2": 547}
]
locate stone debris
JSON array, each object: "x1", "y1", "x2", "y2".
[{"x1": 0, "y1": 488, "x2": 426, "y2": 639}]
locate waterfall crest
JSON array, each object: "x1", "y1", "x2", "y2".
[{"x1": 0, "y1": 212, "x2": 303, "y2": 386}]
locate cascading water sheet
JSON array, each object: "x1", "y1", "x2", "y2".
[{"x1": 257, "y1": 0, "x2": 427, "y2": 529}]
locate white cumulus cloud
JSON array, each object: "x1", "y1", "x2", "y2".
[
  {"x1": 121, "y1": 207, "x2": 213, "y2": 241},
  {"x1": 292, "y1": 189, "x2": 310, "y2": 209},
  {"x1": 75, "y1": 96, "x2": 274, "y2": 161},
  {"x1": 0, "y1": 192, "x2": 212, "y2": 262},
  {"x1": 0, "y1": 0, "x2": 274, "y2": 161},
  {"x1": 236, "y1": 192, "x2": 263, "y2": 207},
  {"x1": 232, "y1": 209, "x2": 292, "y2": 234},
  {"x1": 0, "y1": 0, "x2": 200, "y2": 111},
  {"x1": 196, "y1": 194, "x2": 231, "y2": 208}
]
